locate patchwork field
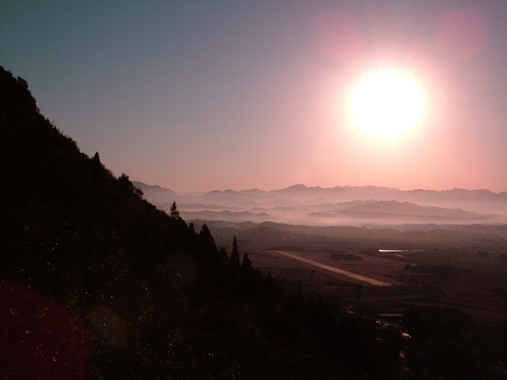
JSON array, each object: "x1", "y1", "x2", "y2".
[{"x1": 248, "y1": 249, "x2": 507, "y2": 325}]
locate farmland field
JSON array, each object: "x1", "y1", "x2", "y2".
[{"x1": 248, "y1": 249, "x2": 507, "y2": 325}]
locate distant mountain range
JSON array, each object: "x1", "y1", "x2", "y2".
[{"x1": 133, "y1": 182, "x2": 507, "y2": 226}]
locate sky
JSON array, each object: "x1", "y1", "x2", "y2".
[{"x1": 2, "y1": 0, "x2": 507, "y2": 193}]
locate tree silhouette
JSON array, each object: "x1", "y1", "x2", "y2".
[
  {"x1": 197, "y1": 224, "x2": 224, "y2": 282},
  {"x1": 229, "y1": 235, "x2": 240, "y2": 276},
  {"x1": 118, "y1": 173, "x2": 143, "y2": 197},
  {"x1": 170, "y1": 201, "x2": 180, "y2": 219},
  {"x1": 220, "y1": 247, "x2": 229, "y2": 268},
  {"x1": 240, "y1": 252, "x2": 257, "y2": 299},
  {"x1": 241, "y1": 252, "x2": 253, "y2": 275},
  {"x1": 90, "y1": 152, "x2": 107, "y2": 181},
  {"x1": 199, "y1": 224, "x2": 218, "y2": 255},
  {"x1": 91, "y1": 151, "x2": 101, "y2": 164}
]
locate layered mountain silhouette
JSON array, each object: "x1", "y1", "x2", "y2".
[
  {"x1": 308, "y1": 200, "x2": 489, "y2": 224},
  {"x1": 135, "y1": 182, "x2": 507, "y2": 225}
]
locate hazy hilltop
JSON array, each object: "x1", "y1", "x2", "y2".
[{"x1": 135, "y1": 181, "x2": 507, "y2": 225}]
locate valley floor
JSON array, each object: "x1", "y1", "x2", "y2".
[{"x1": 249, "y1": 249, "x2": 507, "y2": 325}]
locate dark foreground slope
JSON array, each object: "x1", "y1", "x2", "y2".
[
  {"x1": 0, "y1": 66, "x2": 244, "y2": 378},
  {"x1": 0, "y1": 66, "x2": 219, "y2": 298},
  {"x1": 3, "y1": 67, "x2": 499, "y2": 380},
  {"x1": 0, "y1": 67, "x2": 363, "y2": 379}
]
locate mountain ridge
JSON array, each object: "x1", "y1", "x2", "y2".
[
  {"x1": 134, "y1": 181, "x2": 507, "y2": 200},
  {"x1": 136, "y1": 181, "x2": 507, "y2": 225}
]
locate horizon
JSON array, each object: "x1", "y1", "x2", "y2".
[
  {"x1": 3, "y1": 1, "x2": 507, "y2": 193},
  {"x1": 134, "y1": 180, "x2": 504, "y2": 196}
]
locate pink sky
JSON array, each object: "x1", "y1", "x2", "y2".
[{"x1": 3, "y1": 1, "x2": 507, "y2": 193}]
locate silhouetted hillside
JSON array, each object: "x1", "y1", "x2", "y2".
[
  {"x1": 3, "y1": 66, "x2": 498, "y2": 380},
  {"x1": 0, "y1": 66, "x2": 365, "y2": 379},
  {"x1": 0, "y1": 66, "x2": 221, "y2": 299},
  {"x1": 0, "y1": 66, "x2": 291, "y2": 379}
]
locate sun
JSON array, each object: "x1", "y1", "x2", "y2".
[{"x1": 349, "y1": 70, "x2": 424, "y2": 140}]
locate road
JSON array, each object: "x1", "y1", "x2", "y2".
[{"x1": 272, "y1": 251, "x2": 390, "y2": 286}]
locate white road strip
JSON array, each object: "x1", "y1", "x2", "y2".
[{"x1": 273, "y1": 251, "x2": 390, "y2": 286}]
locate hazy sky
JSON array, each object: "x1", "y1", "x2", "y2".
[{"x1": 2, "y1": 1, "x2": 507, "y2": 193}]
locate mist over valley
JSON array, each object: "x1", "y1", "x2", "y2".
[{"x1": 135, "y1": 182, "x2": 507, "y2": 226}]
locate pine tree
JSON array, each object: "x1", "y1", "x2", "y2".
[
  {"x1": 199, "y1": 224, "x2": 218, "y2": 255},
  {"x1": 240, "y1": 252, "x2": 257, "y2": 299},
  {"x1": 170, "y1": 201, "x2": 180, "y2": 219},
  {"x1": 229, "y1": 235, "x2": 240, "y2": 276},
  {"x1": 91, "y1": 151, "x2": 101, "y2": 165},
  {"x1": 199, "y1": 224, "x2": 222, "y2": 280},
  {"x1": 118, "y1": 173, "x2": 143, "y2": 197},
  {"x1": 220, "y1": 247, "x2": 229, "y2": 268},
  {"x1": 241, "y1": 252, "x2": 253, "y2": 275}
]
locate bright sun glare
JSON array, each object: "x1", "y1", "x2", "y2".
[{"x1": 350, "y1": 70, "x2": 424, "y2": 140}]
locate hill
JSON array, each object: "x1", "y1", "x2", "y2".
[
  {"x1": 0, "y1": 65, "x2": 243, "y2": 377},
  {"x1": 0, "y1": 66, "x2": 219, "y2": 295},
  {"x1": 0, "y1": 66, "x2": 375, "y2": 379},
  {"x1": 3, "y1": 66, "x2": 499, "y2": 380}
]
